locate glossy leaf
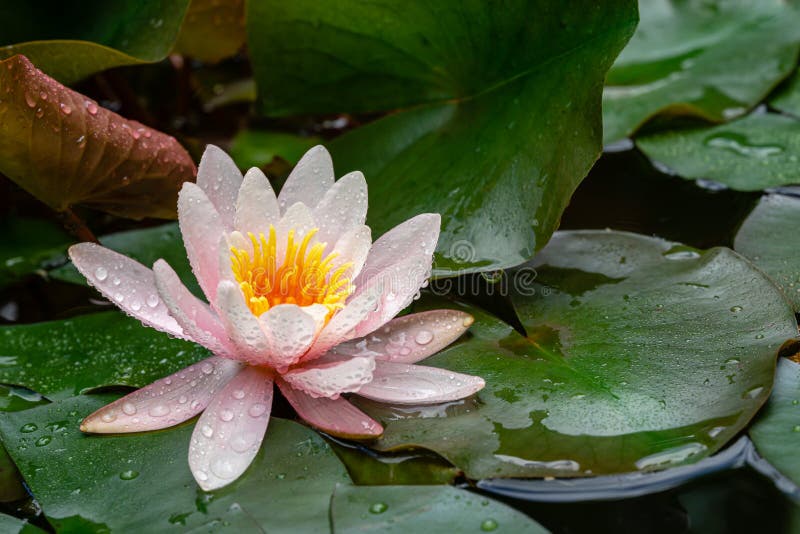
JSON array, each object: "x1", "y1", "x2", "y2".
[
  {"x1": 247, "y1": 0, "x2": 637, "y2": 275},
  {"x1": 0, "y1": 55, "x2": 196, "y2": 219},
  {"x1": 770, "y1": 69, "x2": 800, "y2": 118},
  {"x1": 0, "y1": 216, "x2": 70, "y2": 287},
  {"x1": 0, "y1": 395, "x2": 350, "y2": 532},
  {"x1": 637, "y1": 113, "x2": 800, "y2": 191},
  {"x1": 0, "y1": 385, "x2": 48, "y2": 503},
  {"x1": 329, "y1": 441, "x2": 460, "y2": 485},
  {"x1": 603, "y1": 0, "x2": 800, "y2": 144},
  {"x1": 0, "y1": 0, "x2": 189, "y2": 84},
  {"x1": 229, "y1": 130, "x2": 321, "y2": 170},
  {"x1": 173, "y1": 0, "x2": 246, "y2": 63},
  {"x1": 50, "y1": 222, "x2": 199, "y2": 296},
  {"x1": 734, "y1": 194, "x2": 800, "y2": 311},
  {"x1": 0, "y1": 312, "x2": 208, "y2": 399},
  {"x1": 356, "y1": 231, "x2": 796, "y2": 478},
  {"x1": 749, "y1": 358, "x2": 800, "y2": 488},
  {"x1": 330, "y1": 484, "x2": 547, "y2": 533}
]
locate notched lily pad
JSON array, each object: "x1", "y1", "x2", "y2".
[
  {"x1": 355, "y1": 231, "x2": 796, "y2": 479},
  {"x1": 0, "y1": 55, "x2": 196, "y2": 219}
]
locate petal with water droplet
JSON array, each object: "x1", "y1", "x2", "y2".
[
  {"x1": 259, "y1": 304, "x2": 317, "y2": 368},
  {"x1": 277, "y1": 378, "x2": 382, "y2": 438},
  {"x1": 334, "y1": 309, "x2": 473, "y2": 364},
  {"x1": 189, "y1": 366, "x2": 273, "y2": 491},
  {"x1": 215, "y1": 280, "x2": 270, "y2": 364},
  {"x1": 312, "y1": 170, "x2": 367, "y2": 245},
  {"x1": 196, "y1": 145, "x2": 243, "y2": 230},
  {"x1": 80, "y1": 357, "x2": 242, "y2": 433},
  {"x1": 68, "y1": 243, "x2": 184, "y2": 338},
  {"x1": 178, "y1": 182, "x2": 226, "y2": 302},
  {"x1": 277, "y1": 145, "x2": 334, "y2": 212},
  {"x1": 235, "y1": 167, "x2": 279, "y2": 234},
  {"x1": 356, "y1": 360, "x2": 485, "y2": 405},
  {"x1": 330, "y1": 224, "x2": 372, "y2": 279},
  {"x1": 282, "y1": 356, "x2": 375, "y2": 399}
]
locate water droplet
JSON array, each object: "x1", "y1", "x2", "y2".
[
  {"x1": 101, "y1": 413, "x2": 117, "y2": 423},
  {"x1": 480, "y1": 519, "x2": 499, "y2": 531},
  {"x1": 86, "y1": 101, "x2": 99, "y2": 115},
  {"x1": 705, "y1": 132, "x2": 783, "y2": 158},
  {"x1": 793, "y1": 425, "x2": 800, "y2": 433},
  {"x1": 201, "y1": 362, "x2": 214, "y2": 375},
  {"x1": 24, "y1": 92, "x2": 36, "y2": 108},
  {"x1": 75, "y1": 135, "x2": 85, "y2": 145},
  {"x1": 94, "y1": 267, "x2": 108, "y2": 281},
  {"x1": 232, "y1": 389, "x2": 245, "y2": 400},
  {"x1": 119, "y1": 470, "x2": 139, "y2": 480},
  {"x1": 122, "y1": 402, "x2": 137, "y2": 415},
  {"x1": 219, "y1": 409, "x2": 234, "y2": 422},
  {"x1": 369, "y1": 502, "x2": 388, "y2": 514},
  {"x1": 201, "y1": 424, "x2": 214, "y2": 438},
  {"x1": 210, "y1": 457, "x2": 237, "y2": 479},
  {"x1": 730, "y1": 306, "x2": 743, "y2": 313},
  {"x1": 35, "y1": 436, "x2": 51, "y2": 447},
  {"x1": 196, "y1": 470, "x2": 208, "y2": 481},
  {"x1": 249, "y1": 403, "x2": 267, "y2": 418},
  {"x1": 20, "y1": 423, "x2": 37, "y2": 433},
  {"x1": 178, "y1": 395, "x2": 188, "y2": 404},
  {"x1": 415, "y1": 330, "x2": 434, "y2": 345},
  {"x1": 59, "y1": 103, "x2": 72, "y2": 115},
  {"x1": 130, "y1": 299, "x2": 142, "y2": 311},
  {"x1": 148, "y1": 404, "x2": 169, "y2": 417},
  {"x1": 146, "y1": 294, "x2": 159, "y2": 308}
]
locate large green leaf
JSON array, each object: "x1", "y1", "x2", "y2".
[
  {"x1": 770, "y1": 68, "x2": 800, "y2": 118},
  {"x1": 0, "y1": 0, "x2": 190, "y2": 84},
  {"x1": 0, "y1": 216, "x2": 70, "y2": 288},
  {"x1": 603, "y1": 0, "x2": 800, "y2": 144},
  {"x1": 0, "y1": 56, "x2": 196, "y2": 220},
  {"x1": 330, "y1": 484, "x2": 548, "y2": 533},
  {"x1": 0, "y1": 312, "x2": 208, "y2": 399},
  {"x1": 355, "y1": 231, "x2": 796, "y2": 479},
  {"x1": 636, "y1": 113, "x2": 800, "y2": 191},
  {"x1": 50, "y1": 222, "x2": 198, "y2": 295},
  {"x1": 229, "y1": 130, "x2": 321, "y2": 171},
  {"x1": 734, "y1": 194, "x2": 800, "y2": 311},
  {"x1": 173, "y1": 0, "x2": 245, "y2": 63},
  {"x1": 749, "y1": 358, "x2": 800, "y2": 489},
  {"x1": 0, "y1": 395, "x2": 350, "y2": 532},
  {"x1": 247, "y1": 0, "x2": 637, "y2": 275}
]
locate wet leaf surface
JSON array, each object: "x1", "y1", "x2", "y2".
[
  {"x1": 0, "y1": 312, "x2": 208, "y2": 399},
  {"x1": 174, "y1": 0, "x2": 245, "y2": 63},
  {"x1": 0, "y1": 216, "x2": 70, "y2": 288},
  {"x1": 248, "y1": 0, "x2": 637, "y2": 275},
  {"x1": 603, "y1": 0, "x2": 800, "y2": 144},
  {"x1": 0, "y1": 0, "x2": 190, "y2": 84},
  {"x1": 229, "y1": 130, "x2": 321, "y2": 171},
  {"x1": 356, "y1": 231, "x2": 796, "y2": 478},
  {"x1": 0, "y1": 56, "x2": 196, "y2": 219},
  {"x1": 0, "y1": 395, "x2": 350, "y2": 533},
  {"x1": 733, "y1": 194, "x2": 800, "y2": 311},
  {"x1": 637, "y1": 113, "x2": 800, "y2": 191},
  {"x1": 330, "y1": 484, "x2": 547, "y2": 533}
]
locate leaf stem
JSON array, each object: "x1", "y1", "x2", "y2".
[{"x1": 57, "y1": 208, "x2": 99, "y2": 244}]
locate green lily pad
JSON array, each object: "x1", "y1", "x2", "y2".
[
  {"x1": 0, "y1": 395, "x2": 350, "y2": 532},
  {"x1": 173, "y1": 0, "x2": 245, "y2": 63},
  {"x1": 329, "y1": 441, "x2": 460, "y2": 486},
  {"x1": 770, "y1": 69, "x2": 800, "y2": 118},
  {"x1": 50, "y1": 222, "x2": 198, "y2": 296},
  {"x1": 330, "y1": 484, "x2": 548, "y2": 533},
  {"x1": 0, "y1": 216, "x2": 71, "y2": 288},
  {"x1": 603, "y1": 0, "x2": 800, "y2": 144},
  {"x1": 636, "y1": 113, "x2": 800, "y2": 191},
  {"x1": 749, "y1": 358, "x2": 800, "y2": 488},
  {"x1": 0, "y1": 385, "x2": 48, "y2": 503},
  {"x1": 0, "y1": 514, "x2": 45, "y2": 534},
  {"x1": 0, "y1": 0, "x2": 190, "y2": 84},
  {"x1": 356, "y1": 231, "x2": 796, "y2": 479},
  {"x1": 0, "y1": 312, "x2": 208, "y2": 399},
  {"x1": 247, "y1": 0, "x2": 637, "y2": 275},
  {"x1": 229, "y1": 130, "x2": 321, "y2": 171},
  {"x1": 734, "y1": 194, "x2": 800, "y2": 311}
]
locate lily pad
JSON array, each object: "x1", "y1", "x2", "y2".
[
  {"x1": 770, "y1": 69, "x2": 800, "y2": 118},
  {"x1": 0, "y1": 56, "x2": 196, "y2": 220},
  {"x1": 0, "y1": 514, "x2": 45, "y2": 534},
  {"x1": 0, "y1": 395, "x2": 350, "y2": 532},
  {"x1": 328, "y1": 441, "x2": 460, "y2": 485},
  {"x1": 637, "y1": 113, "x2": 800, "y2": 191},
  {"x1": 173, "y1": 0, "x2": 246, "y2": 63},
  {"x1": 0, "y1": 0, "x2": 190, "y2": 84},
  {"x1": 50, "y1": 222, "x2": 198, "y2": 296},
  {"x1": 749, "y1": 358, "x2": 800, "y2": 489},
  {"x1": 733, "y1": 194, "x2": 800, "y2": 311},
  {"x1": 603, "y1": 0, "x2": 800, "y2": 144},
  {"x1": 0, "y1": 312, "x2": 208, "y2": 399},
  {"x1": 330, "y1": 484, "x2": 547, "y2": 533},
  {"x1": 0, "y1": 216, "x2": 71, "y2": 287},
  {"x1": 356, "y1": 231, "x2": 796, "y2": 479},
  {"x1": 229, "y1": 130, "x2": 321, "y2": 171},
  {"x1": 247, "y1": 0, "x2": 637, "y2": 275}
]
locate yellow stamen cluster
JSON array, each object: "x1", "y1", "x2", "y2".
[{"x1": 230, "y1": 226, "x2": 353, "y2": 318}]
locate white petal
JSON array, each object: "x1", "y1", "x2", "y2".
[
  {"x1": 277, "y1": 379, "x2": 382, "y2": 438},
  {"x1": 333, "y1": 309, "x2": 473, "y2": 364},
  {"x1": 235, "y1": 167, "x2": 280, "y2": 234},
  {"x1": 178, "y1": 182, "x2": 226, "y2": 302},
  {"x1": 81, "y1": 357, "x2": 242, "y2": 433},
  {"x1": 259, "y1": 304, "x2": 317, "y2": 370},
  {"x1": 330, "y1": 225, "x2": 372, "y2": 279},
  {"x1": 189, "y1": 366, "x2": 273, "y2": 491},
  {"x1": 153, "y1": 260, "x2": 235, "y2": 357},
  {"x1": 275, "y1": 202, "x2": 317, "y2": 261},
  {"x1": 357, "y1": 361, "x2": 485, "y2": 405},
  {"x1": 278, "y1": 145, "x2": 334, "y2": 213},
  {"x1": 197, "y1": 145, "x2": 244, "y2": 230},
  {"x1": 215, "y1": 280, "x2": 270, "y2": 364},
  {"x1": 68, "y1": 243, "x2": 184, "y2": 339},
  {"x1": 281, "y1": 356, "x2": 375, "y2": 399},
  {"x1": 312, "y1": 171, "x2": 367, "y2": 245}
]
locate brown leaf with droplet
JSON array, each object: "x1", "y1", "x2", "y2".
[{"x1": 0, "y1": 55, "x2": 196, "y2": 219}]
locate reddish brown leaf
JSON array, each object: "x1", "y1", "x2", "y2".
[{"x1": 0, "y1": 55, "x2": 196, "y2": 219}]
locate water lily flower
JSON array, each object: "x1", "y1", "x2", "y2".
[{"x1": 69, "y1": 145, "x2": 484, "y2": 490}]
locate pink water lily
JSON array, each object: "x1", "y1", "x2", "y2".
[{"x1": 69, "y1": 145, "x2": 484, "y2": 490}]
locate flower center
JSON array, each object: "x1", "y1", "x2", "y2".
[{"x1": 230, "y1": 226, "x2": 353, "y2": 318}]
